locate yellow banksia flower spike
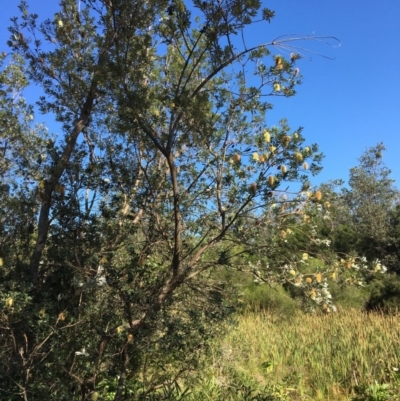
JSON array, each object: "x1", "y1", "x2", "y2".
[{"x1": 268, "y1": 175, "x2": 275, "y2": 186}]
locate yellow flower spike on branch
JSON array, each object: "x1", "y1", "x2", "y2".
[
  {"x1": 281, "y1": 135, "x2": 291, "y2": 147},
  {"x1": 91, "y1": 392, "x2": 99, "y2": 401},
  {"x1": 295, "y1": 152, "x2": 303, "y2": 162},
  {"x1": 302, "y1": 253, "x2": 309, "y2": 260},
  {"x1": 269, "y1": 145, "x2": 276, "y2": 153},
  {"x1": 252, "y1": 152, "x2": 259, "y2": 162},
  {"x1": 58, "y1": 20, "x2": 63, "y2": 28},
  {"x1": 315, "y1": 191, "x2": 322, "y2": 202},
  {"x1": 303, "y1": 162, "x2": 308, "y2": 170},
  {"x1": 268, "y1": 175, "x2": 275, "y2": 186},
  {"x1": 0, "y1": 257, "x2": 3, "y2": 266},
  {"x1": 6, "y1": 297, "x2": 13, "y2": 308},
  {"x1": 281, "y1": 165, "x2": 287, "y2": 174},
  {"x1": 264, "y1": 130, "x2": 271, "y2": 143},
  {"x1": 273, "y1": 82, "x2": 281, "y2": 92},
  {"x1": 316, "y1": 273, "x2": 322, "y2": 283},
  {"x1": 306, "y1": 277, "x2": 312, "y2": 284},
  {"x1": 293, "y1": 132, "x2": 299, "y2": 140},
  {"x1": 249, "y1": 182, "x2": 257, "y2": 195}
]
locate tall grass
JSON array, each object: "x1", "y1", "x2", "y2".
[{"x1": 197, "y1": 308, "x2": 400, "y2": 400}]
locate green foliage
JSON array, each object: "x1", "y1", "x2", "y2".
[
  {"x1": 351, "y1": 382, "x2": 395, "y2": 401},
  {"x1": 365, "y1": 274, "x2": 400, "y2": 312},
  {"x1": 242, "y1": 281, "x2": 298, "y2": 317}
]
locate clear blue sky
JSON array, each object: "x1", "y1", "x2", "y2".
[{"x1": 1, "y1": 1, "x2": 399, "y2": 187}]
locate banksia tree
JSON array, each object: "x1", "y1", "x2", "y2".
[{"x1": 0, "y1": 0, "x2": 354, "y2": 399}]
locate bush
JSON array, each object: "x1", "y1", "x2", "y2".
[{"x1": 365, "y1": 275, "x2": 400, "y2": 312}]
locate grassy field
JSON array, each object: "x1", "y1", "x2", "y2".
[{"x1": 188, "y1": 308, "x2": 400, "y2": 400}]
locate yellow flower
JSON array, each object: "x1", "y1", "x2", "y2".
[
  {"x1": 303, "y1": 162, "x2": 308, "y2": 170},
  {"x1": 264, "y1": 130, "x2": 271, "y2": 142},
  {"x1": 304, "y1": 146, "x2": 310, "y2": 153},
  {"x1": 127, "y1": 334, "x2": 134, "y2": 342},
  {"x1": 281, "y1": 165, "x2": 287, "y2": 174},
  {"x1": 91, "y1": 392, "x2": 99, "y2": 401},
  {"x1": 302, "y1": 253, "x2": 309, "y2": 260},
  {"x1": 252, "y1": 152, "x2": 260, "y2": 162},
  {"x1": 268, "y1": 176, "x2": 275, "y2": 186},
  {"x1": 58, "y1": 312, "x2": 66, "y2": 321},
  {"x1": 306, "y1": 277, "x2": 312, "y2": 284},
  {"x1": 273, "y1": 83, "x2": 281, "y2": 92},
  {"x1": 5, "y1": 297, "x2": 13, "y2": 308},
  {"x1": 293, "y1": 132, "x2": 299, "y2": 140},
  {"x1": 295, "y1": 152, "x2": 303, "y2": 162},
  {"x1": 269, "y1": 145, "x2": 276, "y2": 153},
  {"x1": 289, "y1": 269, "x2": 296, "y2": 276},
  {"x1": 0, "y1": 257, "x2": 3, "y2": 266},
  {"x1": 281, "y1": 135, "x2": 291, "y2": 147},
  {"x1": 315, "y1": 191, "x2": 322, "y2": 201},
  {"x1": 316, "y1": 273, "x2": 322, "y2": 283},
  {"x1": 58, "y1": 20, "x2": 63, "y2": 28},
  {"x1": 38, "y1": 309, "x2": 46, "y2": 318},
  {"x1": 324, "y1": 201, "x2": 331, "y2": 208},
  {"x1": 117, "y1": 325, "x2": 124, "y2": 334}
]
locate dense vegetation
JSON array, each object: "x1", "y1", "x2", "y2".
[{"x1": 1, "y1": 1, "x2": 399, "y2": 400}]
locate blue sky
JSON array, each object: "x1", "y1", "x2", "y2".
[{"x1": 1, "y1": 1, "x2": 399, "y2": 188}]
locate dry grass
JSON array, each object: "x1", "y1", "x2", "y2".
[{"x1": 207, "y1": 308, "x2": 400, "y2": 400}]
